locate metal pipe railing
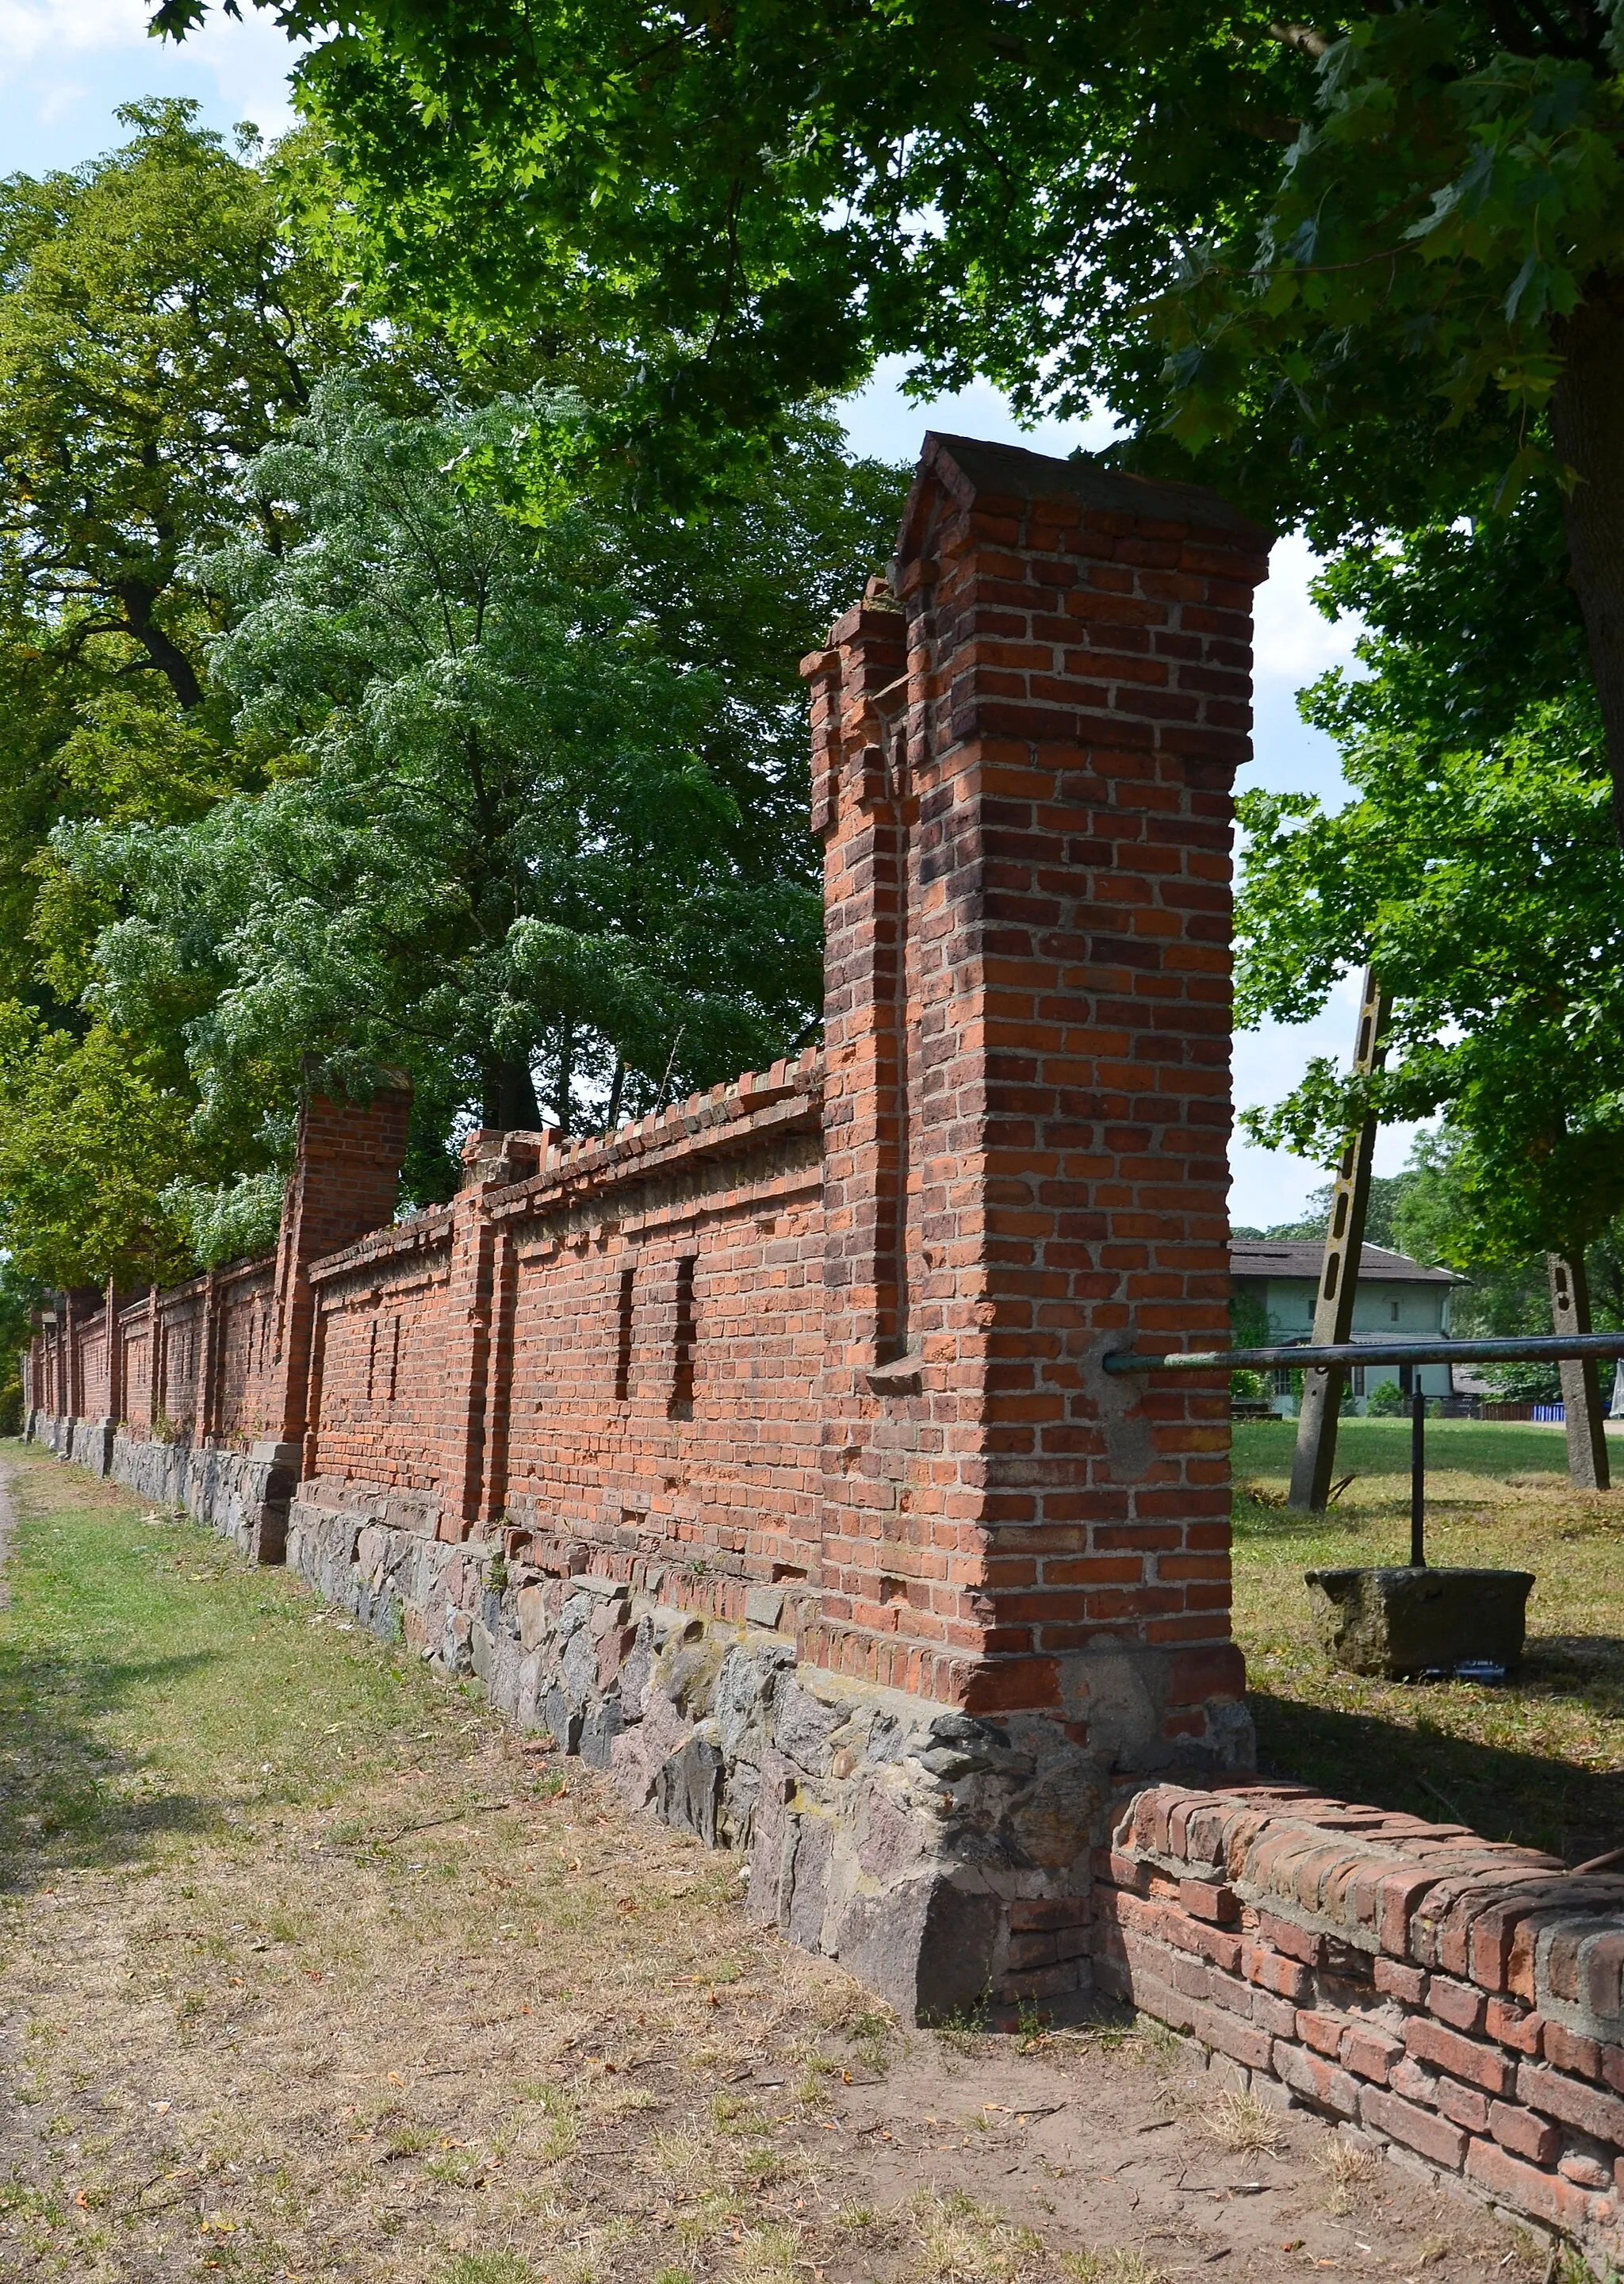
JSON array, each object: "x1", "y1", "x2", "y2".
[
  {"x1": 1101, "y1": 1332, "x2": 1624, "y2": 1374},
  {"x1": 1103, "y1": 1329, "x2": 1624, "y2": 1566}
]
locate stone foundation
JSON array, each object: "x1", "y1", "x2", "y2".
[
  {"x1": 289, "y1": 1484, "x2": 1251, "y2": 2022},
  {"x1": 25, "y1": 1409, "x2": 295, "y2": 1563}
]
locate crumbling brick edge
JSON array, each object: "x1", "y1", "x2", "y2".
[{"x1": 1100, "y1": 1777, "x2": 1624, "y2": 2271}]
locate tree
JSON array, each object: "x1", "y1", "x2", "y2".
[
  {"x1": 0, "y1": 100, "x2": 370, "y2": 1285},
  {"x1": 149, "y1": 3, "x2": 1624, "y2": 822},
  {"x1": 0, "y1": 1255, "x2": 43, "y2": 1433},
  {"x1": 75, "y1": 382, "x2": 906, "y2": 1174},
  {"x1": 1235, "y1": 509, "x2": 1624, "y2": 1271},
  {"x1": 0, "y1": 97, "x2": 354, "y2": 985},
  {"x1": 1387, "y1": 1126, "x2": 1624, "y2": 1400},
  {"x1": 0, "y1": 1011, "x2": 202, "y2": 1289}
]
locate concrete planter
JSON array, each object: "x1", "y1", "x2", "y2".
[{"x1": 1304, "y1": 1565, "x2": 1535, "y2": 1679}]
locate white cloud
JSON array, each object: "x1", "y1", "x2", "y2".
[
  {"x1": 0, "y1": 0, "x2": 147, "y2": 68},
  {"x1": 0, "y1": 0, "x2": 302, "y2": 167},
  {"x1": 181, "y1": 10, "x2": 302, "y2": 132},
  {"x1": 1254, "y1": 530, "x2": 1363, "y2": 688}
]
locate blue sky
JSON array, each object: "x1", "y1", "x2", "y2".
[{"x1": 1, "y1": 0, "x2": 1408, "y2": 1233}]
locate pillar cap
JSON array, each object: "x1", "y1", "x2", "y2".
[{"x1": 904, "y1": 432, "x2": 1275, "y2": 558}]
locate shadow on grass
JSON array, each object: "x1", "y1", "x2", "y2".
[
  {"x1": 0, "y1": 1644, "x2": 220, "y2": 1889},
  {"x1": 1249, "y1": 1680, "x2": 1624, "y2": 1861}
]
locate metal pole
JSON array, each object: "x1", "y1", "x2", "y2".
[
  {"x1": 1289, "y1": 968, "x2": 1389, "y2": 1513},
  {"x1": 1410, "y1": 1388, "x2": 1427, "y2": 1568},
  {"x1": 1105, "y1": 1331, "x2": 1624, "y2": 1373}
]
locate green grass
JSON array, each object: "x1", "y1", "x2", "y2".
[
  {"x1": 1232, "y1": 1416, "x2": 1624, "y2": 1857},
  {"x1": 0, "y1": 1443, "x2": 465, "y2": 1881},
  {"x1": 1233, "y1": 1412, "x2": 1577, "y2": 1485}
]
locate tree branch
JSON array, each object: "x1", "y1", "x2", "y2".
[{"x1": 1266, "y1": 20, "x2": 1333, "y2": 58}]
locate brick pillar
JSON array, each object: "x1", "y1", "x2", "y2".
[
  {"x1": 105, "y1": 1277, "x2": 125, "y2": 1427},
  {"x1": 86, "y1": 1273, "x2": 125, "y2": 1475},
  {"x1": 197, "y1": 1269, "x2": 220, "y2": 1445},
  {"x1": 806, "y1": 435, "x2": 1270, "y2": 1770},
  {"x1": 438, "y1": 1129, "x2": 542, "y2": 1542},
  {"x1": 252, "y1": 1073, "x2": 412, "y2": 1558},
  {"x1": 62, "y1": 1289, "x2": 78, "y2": 1421},
  {"x1": 261, "y1": 1076, "x2": 414, "y2": 1450}
]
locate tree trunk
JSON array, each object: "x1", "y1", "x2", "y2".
[
  {"x1": 1551, "y1": 276, "x2": 1624, "y2": 849},
  {"x1": 117, "y1": 584, "x2": 205, "y2": 710},
  {"x1": 479, "y1": 1052, "x2": 541, "y2": 1131}
]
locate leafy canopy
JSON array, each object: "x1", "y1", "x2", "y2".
[
  {"x1": 77, "y1": 382, "x2": 906, "y2": 1173},
  {"x1": 0, "y1": 97, "x2": 909, "y2": 1282},
  {"x1": 1236, "y1": 505, "x2": 1624, "y2": 1264},
  {"x1": 0, "y1": 97, "x2": 352, "y2": 1014},
  {"x1": 143, "y1": 4, "x2": 1623, "y2": 524},
  {"x1": 0, "y1": 99, "x2": 371, "y2": 1287}
]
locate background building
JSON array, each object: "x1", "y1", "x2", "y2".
[{"x1": 1231, "y1": 1240, "x2": 1461, "y2": 1413}]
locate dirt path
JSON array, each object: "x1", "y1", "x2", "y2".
[
  {"x1": 0, "y1": 1454, "x2": 14, "y2": 1609},
  {"x1": 0, "y1": 1448, "x2": 1558, "y2": 2284}
]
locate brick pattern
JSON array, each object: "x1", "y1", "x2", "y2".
[
  {"x1": 303, "y1": 1057, "x2": 827, "y2": 1587},
  {"x1": 807, "y1": 439, "x2": 1267, "y2": 1719},
  {"x1": 1095, "y1": 1777, "x2": 1624, "y2": 2264}
]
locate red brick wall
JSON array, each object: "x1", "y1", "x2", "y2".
[
  {"x1": 303, "y1": 1210, "x2": 455, "y2": 1507},
  {"x1": 213, "y1": 1259, "x2": 278, "y2": 1443},
  {"x1": 301, "y1": 1059, "x2": 827, "y2": 1596},
  {"x1": 28, "y1": 435, "x2": 1271, "y2": 1743}
]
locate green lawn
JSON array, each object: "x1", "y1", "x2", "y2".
[
  {"x1": 0, "y1": 1441, "x2": 465, "y2": 1879},
  {"x1": 1231, "y1": 1416, "x2": 1624, "y2": 1857}
]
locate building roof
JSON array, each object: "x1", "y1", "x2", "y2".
[{"x1": 1230, "y1": 1240, "x2": 1461, "y2": 1286}]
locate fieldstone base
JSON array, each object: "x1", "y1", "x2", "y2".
[
  {"x1": 25, "y1": 1411, "x2": 294, "y2": 1563},
  {"x1": 286, "y1": 1485, "x2": 1255, "y2": 2023}
]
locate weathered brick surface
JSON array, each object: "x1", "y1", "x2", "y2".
[{"x1": 1091, "y1": 1777, "x2": 1624, "y2": 2269}]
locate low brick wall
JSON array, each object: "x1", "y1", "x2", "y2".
[{"x1": 1095, "y1": 1777, "x2": 1624, "y2": 2267}]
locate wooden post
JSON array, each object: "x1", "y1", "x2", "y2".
[
  {"x1": 1548, "y1": 1252, "x2": 1610, "y2": 1491},
  {"x1": 1289, "y1": 969, "x2": 1389, "y2": 1512}
]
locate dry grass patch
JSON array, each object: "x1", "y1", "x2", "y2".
[
  {"x1": 0, "y1": 1448, "x2": 871, "y2": 2282},
  {"x1": 1062, "y1": 2254, "x2": 1168, "y2": 2284},
  {"x1": 1320, "y1": 2136, "x2": 1380, "y2": 2216},
  {"x1": 1205, "y1": 2088, "x2": 1285, "y2": 2160},
  {"x1": 909, "y1": 2189, "x2": 1047, "y2": 2282}
]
